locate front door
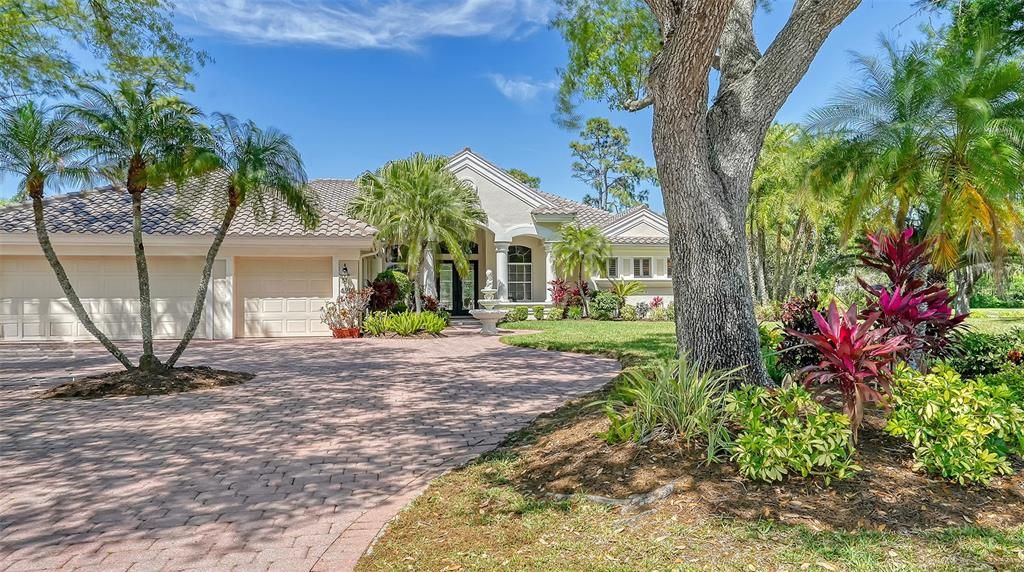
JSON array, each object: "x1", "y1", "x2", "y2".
[{"x1": 437, "y1": 261, "x2": 477, "y2": 315}]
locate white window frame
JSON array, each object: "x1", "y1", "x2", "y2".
[
  {"x1": 507, "y1": 245, "x2": 533, "y2": 302},
  {"x1": 633, "y1": 257, "x2": 652, "y2": 278},
  {"x1": 607, "y1": 257, "x2": 619, "y2": 278}
]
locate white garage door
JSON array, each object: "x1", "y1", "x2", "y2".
[
  {"x1": 235, "y1": 257, "x2": 332, "y2": 337},
  {"x1": 0, "y1": 255, "x2": 206, "y2": 341}
]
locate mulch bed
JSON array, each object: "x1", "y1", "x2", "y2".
[
  {"x1": 41, "y1": 366, "x2": 255, "y2": 399},
  {"x1": 512, "y1": 403, "x2": 1024, "y2": 532}
]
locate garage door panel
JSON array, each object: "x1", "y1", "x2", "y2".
[
  {"x1": 235, "y1": 257, "x2": 331, "y2": 338},
  {"x1": 0, "y1": 255, "x2": 207, "y2": 341}
]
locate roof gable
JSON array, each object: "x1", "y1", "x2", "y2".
[
  {"x1": 446, "y1": 148, "x2": 554, "y2": 209},
  {"x1": 601, "y1": 207, "x2": 669, "y2": 241}
]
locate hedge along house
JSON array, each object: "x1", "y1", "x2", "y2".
[{"x1": 0, "y1": 149, "x2": 671, "y2": 341}]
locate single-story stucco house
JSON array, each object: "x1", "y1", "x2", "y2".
[{"x1": 0, "y1": 149, "x2": 671, "y2": 341}]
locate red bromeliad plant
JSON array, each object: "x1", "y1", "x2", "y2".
[
  {"x1": 789, "y1": 302, "x2": 909, "y2": 441},
  {"x1": 858, "y1": 229, "x2": 967, "y2": 357}
]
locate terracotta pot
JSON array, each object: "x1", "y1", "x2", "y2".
[{"x1": 331, "y1": 327, "x2": 360, "y2": 339}]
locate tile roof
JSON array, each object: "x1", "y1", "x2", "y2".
[
  {"x1": 0, "y1": 169, "x2": 666, "y2": 245},
  {"x1": 0, "y1": 173, "x2": 375, "y2": 239}
]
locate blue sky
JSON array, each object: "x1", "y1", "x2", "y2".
[{"x1": 1, "y1": 1, "x2": 946, "y2": 208}]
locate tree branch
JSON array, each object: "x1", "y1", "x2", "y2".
[
  {"x1": 624, "y1": 94, "x2": 654, "y2": 112},
  {"x1": 716, "y1": 0, "x2": 761, "y2": 86},
  {"x1": 750, "y1": 0, "x2": 862, "y2": 121}
]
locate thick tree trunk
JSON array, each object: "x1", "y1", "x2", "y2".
[
  {"x1": 165, "y1": 196, "x2": 238, "y2": 368},
  {"x1": 31, "y1": 188, "x2": 134, "y2": 369},
  {"x1": 652, "y1": 102, "x2": 770, "y2": 386},
  {"x1": 642, "y1": 0, "x2": 860, "y2": 386},
  {"x1": 129, "y1": 189, "x2": 160, "y2": 371}
]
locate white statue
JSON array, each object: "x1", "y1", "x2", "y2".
[{"x1": 485, "y1": 269, "x2": 494, "y2": 290}]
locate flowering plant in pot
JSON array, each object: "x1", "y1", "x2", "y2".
[{"x1": 321, "y1": 288, "x2": 373, "y2": 338}]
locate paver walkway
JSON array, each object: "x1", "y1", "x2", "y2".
[{"x1": 0, "y1": 336, "x2": 619, "y2": 572}]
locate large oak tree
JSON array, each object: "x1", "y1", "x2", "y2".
[{"x1": 555, "y1": 0, "x2": 861, "y2": 385}]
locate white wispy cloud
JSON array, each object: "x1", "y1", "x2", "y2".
[
  {"x1": 177, "y1": 0, "x2": 554, "y2": 50},
  {"x1": 487, "y1": 74, "x2": 557, "y2": 102}
]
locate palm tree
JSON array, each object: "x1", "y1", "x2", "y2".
[
  {"x1": 553, "y1": 223, "x2": 610, "y2": 316},
  {"x1": 0, "y1": 102, "x2": 133, "y2": 369},
  {"x1": 749, "y1": 124, "x2": 844, "y2": 303},
  {"x1": 349, "y1": 153, "x2": 486, "y2": 312},
  {"x1": 809, "y1": 32, "x2": 1024, "y2": 289},
  {"x1": 68, "y1": 80, "x2": 209, "y2": 371},
  {"x1": 165, "y1": 113, "x2": 319, "y2": 367}
]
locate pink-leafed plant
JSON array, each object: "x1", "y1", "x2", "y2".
[
  {"x1": 858, "y1": 229, "x2": 967, "y2": 357},
  {"x1": 789, "y1": 302, "x2": 909, "y2": 441},
  {"x1": 650, "y1": 296, "x2": 664, "y2": 309}
]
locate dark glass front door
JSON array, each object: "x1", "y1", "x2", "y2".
[{"x1": 437, "y1": 261, "x2": 477, "y2": 315}]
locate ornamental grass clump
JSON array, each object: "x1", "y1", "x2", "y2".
[
  {"x1": 887, "y1": 364, "x2": 1024, "y2": 484},
  {"x1": 597, "y1": 357, "x2": 736, "y2": 463},
  {"x1": 726, "y1": 385, "x2": 860, "y2": 483}
]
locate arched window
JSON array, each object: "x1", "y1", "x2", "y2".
[{"x1": 507, "y1": 245, "x2": 533, "y2": 301}]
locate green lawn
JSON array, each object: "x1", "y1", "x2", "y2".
[
  {"x1": 966, "y1": 308, "x2": 1024, "y2": 334},
  {"x1": 501, "y1": 320, "x2": 676, "y2": 365}
]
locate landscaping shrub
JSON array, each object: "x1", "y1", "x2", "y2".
[
  {"x1": 650, "y1": 307, "x2": 671, "y2": 321},
  {"x1": 947, "y1": 330, "x2": 1021, "y2": 378},
  {"x1": 503, "y1": 306, "x2": 529, "y2": 323},
  {"x1": 887, "y1": 364, "x2": 1024, "y2": 484},
  {"x1": 375, "y1": 269, "x2": 412, "y2": 303},
  {"x1": 362, "y1": 311, "x2": 447, "y2": 337},
  {"x1": 590, "y1": 292, "x2": 620, "y2": 321},
  {"x1": 978, "y1": 367, "x2": 1024, "y2": 402},
  {"x1": 726, "y1": 385, "x2": 860, "y2": 483},
  {"x1": 566, "y1": 306, "x2": 583, "y2": 320},
  {"x1": 777, "y1": 293, "x2": 821, "y2": 371},
  {"x1": 650, "y1": 296, "x2": 664, "y2": 309},
  {"x1": 788, "y1": 302, "x2": 908, "y2": 440},
  {"x1": 532, "y1": 305, "x2": 545, "y2": 320},
  {"x1": 635, "y1": 302, "x2": 650, "y2": 320},
  {"x1": 609, "y1": 278, "x2": 645, "y2": 306},
  {"x1": 368, "y1": 277, "x2": 400, "y2": 311},
  {"x1": 755, "y1": 300, "x2": 783, "y2": 321},
  {"x1": 386, "y1": 311, "x2": 447, "y2": 336},
  {"x1": 620, "y1": 304, "x2": 638, "y2": 321},
  {"x1": 598, "y1": 357, "x2": 735, "y2": 462},
  {"x1": 360, "y1": 311, "x2": 390, "y2": 336},
  {"x1": 549, "y1": 278, "x2": 589, "y2": 314},
  {"x1": 759, "y1": 323, "x2": 787, "y2": 384}
]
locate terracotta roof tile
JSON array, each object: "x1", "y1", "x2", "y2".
[{"x1": 0, "y1": 173, "x2": 375, "y2": 239}]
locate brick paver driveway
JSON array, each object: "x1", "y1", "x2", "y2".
[{"x1": 0, "y1": 335, "x2": 619, "y2": 572}]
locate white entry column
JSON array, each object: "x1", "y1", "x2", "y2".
[
  {"x1": 544, "y1": 241, "x2": 558, "y2": 302},
  {"x1": 422, "y1": 245, "x2": 437, "y2": 299},
  {"x1": 495, "y1": 241, "x2": 511, "y2": 302}
]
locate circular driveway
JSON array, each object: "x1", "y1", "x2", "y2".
[{"x1": 0, "y1": 336, "x2": 619, "y2": 572}]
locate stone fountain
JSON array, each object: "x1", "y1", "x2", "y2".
[{"x1": 470, "y1": 270, "x2": 507, "y2": 335}]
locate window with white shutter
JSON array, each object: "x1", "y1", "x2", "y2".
[{"x1": 633, "y1": 257, "x2": 652, "y2": 278}]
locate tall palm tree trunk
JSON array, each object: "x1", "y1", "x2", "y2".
[
  {"x1": 129, "y1": 189, "x2": 160, "y2": 371},
  {"x1": 30, "y1": 188, "x2": 134, "y2": 369},
  {"x1": 166, "y1": 194, "x2": 238, "y2": 368}
]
